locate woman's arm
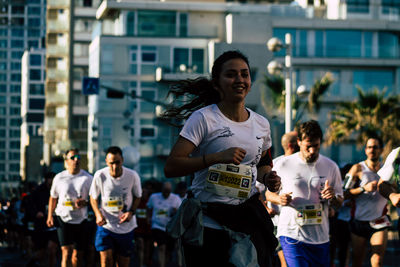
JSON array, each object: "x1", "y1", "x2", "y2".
[{"x1": 164, "y1": 136, "x2": 247, "y2": 178}]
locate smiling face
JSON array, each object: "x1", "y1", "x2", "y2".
[{"x1": 214, "y1": 58, "x2": 251, "y2": 104}]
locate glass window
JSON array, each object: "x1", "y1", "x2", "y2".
[
  {"x1": 0, "y1": 107, "x2": 6, "y2": 115},
  {"x1": 28, "y1": 6, "x2": 41, "y2": 15},
  {"x1": 11, "y1": 73, "x2": 21, "y2": 82},
  {"x1": 0, "y1": 51, "x2": 7, "y2": 59},
  {"x1": 192, "y1": 49, "x2": 204, "y2": 73},
  {"x1": 0, "y1": 73, "x2": 6, "y2": 81},
  {"x1": 0, "y1": 40, "x2": 7, "y2": 48},
  {"x1": 28, "y1": 40, "x2": 39, "y2": 49},
  {"x1": 30, "y1": 69, "x2": 41, "y2": 80},
  {"x1": 29, "y1": 84, "x2": 44, "y2": 95},
  {"x1": 29, "y1": 99, "x2": 45, "y2": 109},
  {"x1": 353, "y1": 70, "x2": 394, "y2": 94},
  {"x1": 141, "y1": 127, "x2": 155, "y2": 137},
  {"x1": 0, "y1": 29, "x2": 7, "y2": 36},
  {"x1": 9, "y1": 152, "x2": 20, "y2": 160},
  {"x1": 326, "y1": 30, "x2": 362, "y2": 57},
  {"x1": 11, "y1": 40, "x2": 24, "y2": 48},
  {"x1": 0, "y1": 118, "x2": 5, "y2": 126},
  {"x1": 11, "y1": 51, "x2": 23, "y2": 59},
  {"x1": 11, "y1": 5, "x2": 25, "y2": 14},
  {"x1": 10, "y1": 85, "x2": 19, "y2": 93},
  {"x1": 0, "y1": 95, "x2": 6, "y2": 103},
  {"x1": 272, "y1": 28, "x2": 296, "y2": 57},
  {"x1": 127, "y1": 12, "x2": 135, "y2": 36},
  {"x1": 10, "y1": 118, "x2": 21, "y2": 126},
  {"x1": 9, "y1": 164, "x2": 20, "y2": 172},
  {"x1": 299, "y1": 30, "x2": 307, "y2": 57},
  {"x1": 11, "y1": 29, "x2": 24, "y2": 37},
  {"x1": 0, "y1": 141, "x2": 4, "y2": 149},
  {"x1": 30, "y1": 54, "x2": 41, "y2": 66},
  {"x1": 28, "y1": 18, "x2": 41, "y2": 27},
  {"x1": 11, "y1": 96, "x2": 20, "y2": 104},
  {"x1": 9, "y1": 129, "x2": 20, "y2": 138},
  {"x1": 138, "y1": 10, "x2": 176, "y2": 37},
  {"x1": 10, "y1": 141, "x2": 20, "y2": 149},
  {"x1": 11, "y1": 62, "x2": 20, "y2": 70},
  {"x1": 28, "y1": 29, "x2": 40, "y2": 37},
  {"x1": 0, "y1": 84, "x2": 5, "y2": 92},
  {"x1": 0, "y1": 152, "x2": 5, "y2": 160},
  {"x1": 10, "y1": 107, "x2": 20, "y2": 115},
  {"x1": 0, "y1": 62, "x2": 6, "y2": 70},
  {"x1": 179, "y1": 13, "x2": 188, "y2": 37},
  {"x1": 379, "y1": 32, "x2": 398, "y2": 58},
  {"x1": 347, "y1": 0, "x2": 370, "y2": 13},
  {"x1": 174, "y1": 48, "x2": 188, "y2": 72}
]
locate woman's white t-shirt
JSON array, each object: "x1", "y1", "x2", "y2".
[
  {"x1": 50, "y1": 170, "x2": 93, "y2": 224},
  {"x1": 89, "y1": 166, "x2": 142, "y2": 234},
  {"x1": 180, "y1": 104, "x2": 272, "y2": 228}
]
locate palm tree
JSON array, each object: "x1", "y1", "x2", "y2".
[
  {"x1": 260, "y1": 72, "x2": 333, "y2": 125},
  {"x1": 325, "y1": 87, "x2": 400, "y2": 157}
]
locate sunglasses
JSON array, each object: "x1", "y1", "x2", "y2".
[{"x1": 68, "y1": 155, "x2": 81, "y2": 160}]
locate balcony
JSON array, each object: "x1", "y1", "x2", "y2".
[
  {"x1": 44, "y1": 117, "x2": 68, "y2": 131},
  {"x1": 47, "y1": 0, "x2": 71, "y2": 8},
  {"x1": 45, "y1": 92, "x2": 69, "y2": 105},
  {"x1": 47, "y1": 69, "x2": 69, "y2": 81},
  {"x1": 47, "y1": 44, "x2": 69, "y2": 57}
]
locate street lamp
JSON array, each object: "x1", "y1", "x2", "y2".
[{"x1": 267, "y1": 33, "x2": 293, "y2": 133}]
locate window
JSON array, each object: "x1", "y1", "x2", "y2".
[
  {"x1": 326, "y1": 30, "x2": 362, "y2": 57},
  {"x1": 353, "y1": 70, "x2": 394, "y2": 94},
  {"x1": 0, "y1": 118, "x2": 4, "y2": 126},
  {"x1": 9, "y1": 164, "x2": 20, "y2": 172},
  {"x1": 127, "y1": 12, "x2": 135, "y2": 36},
  {"x1": 138, "y1": 10, "x2": 176, "y2": 37},
  {"x1": 0, "y1": 73, "x2": 6, "y2": 81},
  {"x1": 379, "y1": 32, "x2": 398, "y2": 58},
  {"x1": 0, "y1": 107, "x2": 5, "y2": 115},
  {"x1": 11, "y1": 29, "x2": 24, "y2": 37},
  {"x1": 28, "y1": 40, "x2": 39, "y2": 49},
  {"x1": 11, "y1": 62, "x2": 21, "y2": 70},
  {"x1": 9, "y1": 129, "x2": 20, "y2": 138},
  {"x1": 27, "y1": 113, "x2": 44, "y2": 123},
  {"x1": 0, "y1": 141, "x2": 5, "y2": 149},
  {"x1": 141, "y1": 127, "x2": 156, "y2": 138},
  {"x1": 30, "y1": 69, "x2": 41, "y2": 80},
  {"x1": 173, "y1": 48, "x2": 204, "y2": 73},
  {"x1": 0, "y1": 40, "x2": 7, "y2": 48},
  {"x1": 10, "y1": 118, "x2": 21, "y2": 126},
  {"x1": 129, "y1": 46, "x2": 137, "y2": 74},
  {"x1": 10, "y1": 141, "x2": 20, "y2": 149},
  {"x1": 28, "y1": 6, "x2": 41, "y2": 15},
  {"x1": 0, "y1": 62, "x2": 6, "y2": 70},
  {"x1": 0, "y1": 95, "x2": 5, "y2": 103},
  {"x1": 29, "y1": 99, "x2": 45, "y2": 109},
  {"x1": 0, "y1": 51, "x2": 7, "y2": 59},
  {"x1": 10, "y1": 85, "x2": 19, "y2": 93},
  {"x1": 72, "y1": 116, "x2": 88, "y2": 130},
  {"x1": 11, "y1": 40, "x2": 24, "y2": 48},
  {"x1": 0, "y1": 84, "x2": 5, "y2": 92},
  {"x1": 11, "y1": 51, "x2": 23, "y2": 59},
  {"x1": 347, "y1": 0, "x2": 370, "y2": 13},
  {"x1": 9, "y1": 151, "x2": 21, "y2": 160},
  {"x1": 11, "y1": 96, "x2": 20, "y2": 104},
  {"x1": 28, "y1": 29, "x2": 40, "y2": 37},
  {"x1": 28, "y1": 18, "x2": 40, "y2": 27},
  {"x1": 11, "y1": 5, "x2": 25, "y2": 14},
  {"x1": 29, "y1": 84, "x2": 44, "y2": 95},
  {"x1": 9, "y1": 107, "x2": 20, "y2": 115},
  {"x1": 179, "y1": 13, "x2": 188, "y2": 37},
  {"x1": 0, "y1": 29, "x2": 7, "y2": 36},
  {"x1": 11, "y1": 73, "x2": 21, "y2": 82}
]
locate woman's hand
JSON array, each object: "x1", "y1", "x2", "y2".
[{"x1": 218, "y1": 147, "x2": 246, "y2": 165}]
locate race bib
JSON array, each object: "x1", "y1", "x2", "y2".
[
  {"x1": 205, "y1": 164, "x2": 253, "y2": 199},
  {"x1": 369, "y1": 215, "x2": 391, "y2": 230},
  {"x1": 136, "y1": 208, "x2": 147, "y2": 219},
  {"x1": 156, "y1": 209, "x2": 168, "y2": 218},
  {"x1": 295, "y1": 204, "x2": 323, "y2": 226},
  {"x1": 62, "y1": 199, "x2": 75, "y2": 211},
  {"x1": 103, "y1": 196, "x2": 123, "y2": 213}
]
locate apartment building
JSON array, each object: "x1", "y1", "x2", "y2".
[{"x1": 87, "y1": 0, "x2": 400, "y2": 182}]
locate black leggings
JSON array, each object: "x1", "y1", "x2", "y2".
[{"x1": 183, "y1": 227, "x2": 234, "y2": 267}]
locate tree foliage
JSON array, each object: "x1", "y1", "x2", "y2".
[
  {"x1": 260, "y1": 72, "x2": 333, "y2": 125},
  {"x1": 325, "y1": 87, "x2": 400, "y2": 157}
]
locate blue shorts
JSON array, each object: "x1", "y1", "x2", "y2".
[
  {"x1": 95, "y1": 226, "x2": 134, "y2": 257},
  {"x1": 280, "y1": 236, "x2": 330, "y2": 267}
]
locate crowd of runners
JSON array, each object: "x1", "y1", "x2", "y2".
[{"x1": 1, "y1": 50, "x2": 400, "y2": 267}]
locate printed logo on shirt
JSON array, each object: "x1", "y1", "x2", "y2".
[{"x1": 217, "y1": 127, "x2": 234, "y2": 138}]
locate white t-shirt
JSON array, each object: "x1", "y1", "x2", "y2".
[
  {"x1": 378, "y1": 147, "x2": 400, "y2": 183},
  {"x1": 90, "y1": 166, "x2": 142, "y2": 234},
  {"x1": 353, "y1": 161, "x2": 387, "y2": 221},
  {"x1": 147, "y1": 192, "x2": 182, "y2": 231},
  {"x1": 378, "y1": 147, "x2": 400, "y2": 215},
  {"x1": 50, "y1": 170, "x2": 93, "y2": 224},
  {"x1": 180, "y1": 104, "x2": 271, "y2": 229},
  {"x1": 275, "y1": 152, "x2": 343, "y2": 244}
]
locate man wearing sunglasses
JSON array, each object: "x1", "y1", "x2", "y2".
[{"x1": 46, "y1": 148, "x2": 93, "y2": 267}]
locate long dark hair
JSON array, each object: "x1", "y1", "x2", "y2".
[{"x1": 161, "y1": 50, "x2": 250, "y2": 121}]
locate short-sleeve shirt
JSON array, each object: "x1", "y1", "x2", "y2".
[
  {"x1": 275, "y1": 152, "x2": 343, "y2": 244},
  {"x1": 378, "y1": 147, "x2": 400, "y2": 183},
  {"x1": 180, "y1": 104, "x2": 272, "y2": 206},
  {"x1": 89, "y1": 166, "x2": 142, "y2": 234},
  {"x1": 147, "y1": 192, "x2": 182, "y2": 231},
  {"x1": 50, "y1": 170, "x2": 93, "y2": 224}
]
